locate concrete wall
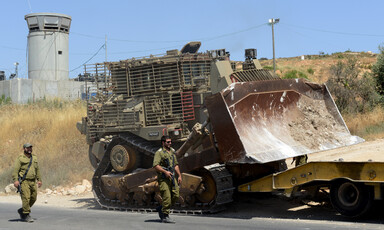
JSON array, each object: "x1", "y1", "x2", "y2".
[
  {"x1": 0, "y1": 79, "x2": 85, "y2": 103},
  {"x1": 57, "y1": 80, "x2": 84, "y2": 99},
  {"x1": 0, "y1": 80, "x2": 11, "y2": 99}
]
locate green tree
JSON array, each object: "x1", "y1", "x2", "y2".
[
  {"x1": 327, "y1": 58, "x2": 380, "y2": 113},
  {"x1": 372, "y1": 45, "x2": 384, "y2": 95}
]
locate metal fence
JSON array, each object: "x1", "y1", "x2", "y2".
[{"x1": 84, "y1": 53, "x2": 212, "y2": 137}]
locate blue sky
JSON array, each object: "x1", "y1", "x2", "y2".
[{"x1": 1, "y1": 0, "x2": 384, "y2": 79}]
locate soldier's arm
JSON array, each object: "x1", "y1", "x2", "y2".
[
  {"x1": 35, "y1": 158, "x2": 42, "y2": 187},
  {"x1": 175, "y1": 165, "x2": 182, "y2": 184},
  {"x1": 12, "y1": 157, "x2": 21, "y2": 188},
  {"x1": 154, "y1": 165, "x2": 172, "y2": 179},
  {"x1": 12, "y1": 157, "x2": 21, "y2": 182}
]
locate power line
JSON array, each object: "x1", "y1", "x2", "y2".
[
  {"x1": 37, "y1": 33, "x2": 58, "y2": 79},
  {"x1": 281, "y1": 25, "x2": 338, "y2": 48},
  {"x1": 281, "y1": 22, "x2": 384, "y2": 37},
  {"x1": 0, "y1": 45, "x2": 25, "y2": 51},
  {"x1": 70, "y1": 44, "x2": 105, "y2": 72},
  {"x1": 71, "y1": 22, "x2": 268, "y2": 44},
  {"x1": 71, "y1": 32, "x2": 189, "y2": 43},
  {"x1": 69, "y1": 22, "x2": 268, "y2": 70},
  {"x1": 108, "y1": 44, "x2": 183, "y2": 55},
  {"x1": 199, "y1": 23, "x2": 267, "y2": 41},
  {"x1": 69, "y1": 22, "x2": 267, "y2": 73},
  {"x1": 70, "y1": 22, "x2": 268, "y2": 56}
]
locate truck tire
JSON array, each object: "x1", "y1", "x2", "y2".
[{"x1": 330, "y1": 181, "x2": 373, "y2": 217}]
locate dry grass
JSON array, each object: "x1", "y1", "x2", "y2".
[
  {"x1": 0, "y1": 99, "x2": 93, "y2": 189},
  {"x1": 344, "y1": 106, "x2": 384, "y2": 140}
]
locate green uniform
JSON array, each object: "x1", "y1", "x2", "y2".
[
  {"x1": 153, "y1": 147, "x2": 179, "y2": 215},
  {"x1": 294, "y1": 155, "x2": 308, "y2": 167},
  {"x1": 12, "y1": 153, "x2": 41, "y2": 215}
]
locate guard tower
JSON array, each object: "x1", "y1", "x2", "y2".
[{"x1": 25, "y1": 13, "x2": 71, "y2": 81}]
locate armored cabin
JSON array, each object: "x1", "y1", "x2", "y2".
[{"x1": 81, "y1": 42, "x2": 277, "y2": 145}]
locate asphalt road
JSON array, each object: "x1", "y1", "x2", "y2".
[{"x1": 1, "y1": 194, "x2": 384, "y2": 230}]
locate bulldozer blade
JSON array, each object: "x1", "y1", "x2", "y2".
[{"x1": 205, "y1": 78, "x2": 363, "y2": 164}]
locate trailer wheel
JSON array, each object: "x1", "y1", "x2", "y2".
[{"x1": 330, "y1": 181, "x2": 373, "y2": 217}]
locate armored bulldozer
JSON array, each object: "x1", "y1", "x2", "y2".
[
  {"x1": 77, "y1": 42, "x2": 278, "y2": 169},
  {"x1": 77, "y1": 42, "x2": 367, "y2": 216}
]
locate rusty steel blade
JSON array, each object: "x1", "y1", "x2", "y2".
[{"x1": 205, "y1": 79, "x2": 364, "y2": 163}]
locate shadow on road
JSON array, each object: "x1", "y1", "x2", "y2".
[
  {"x1": 71, "y1": 197, "x2": 101, "y2": 210},
  {"x1": 68, "y1": 193, "x2": 384, "y2": 224},
  {"x1": 144, "y1": 219, "x2": 162, "y2": 223},
  {"x1": 8, "y1": 218, "x2": 23, "y2": 222},
  {"x1": 210, "y1": 193, "x2": 384, "y2": 224}
]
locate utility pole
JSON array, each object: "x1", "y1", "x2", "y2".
[
  {"x1": 14, "y1": 62, "x2": 19, "y2": 78},
  {"x1": 269, "y1": 18, "x2": 279, "y2": 73}
]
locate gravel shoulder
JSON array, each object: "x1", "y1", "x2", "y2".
[
  {"x1": 309, "y1": 138, "x2": 384, "y2": 162},
  {"x1": 0, "y1": 191, "x2": 96, "y2": 209}
]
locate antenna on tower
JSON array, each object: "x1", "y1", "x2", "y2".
[{"x1": 26, "y1": 0, "x2": 33, "y2": 13}]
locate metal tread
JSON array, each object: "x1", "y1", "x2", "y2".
[{"x1": 92, "y1": 134, "x2": 234, "y2": 214}]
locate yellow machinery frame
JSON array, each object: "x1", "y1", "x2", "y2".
[{"x1": 238, "y1": 161, "x2": 384, "y2": 200}]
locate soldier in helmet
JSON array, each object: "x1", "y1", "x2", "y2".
[
  {"x1": 12, "y1": 143, "x2": 42, "y2": 223},
  {"x1": 153, "y1": 135, "x2": 182, "y2": 224}
]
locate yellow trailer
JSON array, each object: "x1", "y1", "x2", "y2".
[{"x1": 238, "y1": 161, "x2": 384, "y2": 217}]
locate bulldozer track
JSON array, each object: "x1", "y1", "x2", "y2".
[{"x1": 92, "y1": 133, "x2": 235, "y2": 214}]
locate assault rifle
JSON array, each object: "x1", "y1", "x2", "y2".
[
  {"x1": 161, "y1": 155, "x2": 176, "y2": 187},
  {"x1": 17, "y1": 177, "x2": 22, "y2": 193}
]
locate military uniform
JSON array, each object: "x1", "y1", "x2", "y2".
[
  {"x1": 294, "y1": 154, "x2": 308, "y2": 167},
  {"x1": 12, "y1": 153, "x2": 41, "y2": 216},
  {"x1": 153, "y1": 147, "x2": 179, "y2": 215}
]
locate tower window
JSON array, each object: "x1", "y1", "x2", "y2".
[{"x1": 58, "y1": 51, "x2": 63, "y2": 55}]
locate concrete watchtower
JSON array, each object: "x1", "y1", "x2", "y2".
[{"x1": 25, "y1": 13, "x2": 71, "y2": 81}]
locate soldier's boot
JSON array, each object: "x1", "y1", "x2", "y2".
[
  {"x1": 17, "y1": 208, "x2": 24, "y2": 220},
  {"x1": 156, "y1": 205, "x2": 164, "y2": 220},
  {"x1": 162, "y1": 214, "x2": 175, "y2": 224},
  {"x1": 24, "y1": 214, "x2": 34, "y2": 223}
]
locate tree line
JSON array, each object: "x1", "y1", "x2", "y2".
[{"x1": 327, "y1": 46, "x2": 384, "y2": 114}]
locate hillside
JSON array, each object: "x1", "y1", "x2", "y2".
[
  {"x1": 261, "y1": 51, "x2": 384, "y2": 140},
  {"x1": 260, "y1": 51, "x2": 377, "y2": 83}
]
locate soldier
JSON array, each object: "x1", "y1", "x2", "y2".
[
  {"x1": 291, "y1": 154, "x2": 308, "y2": 167},
  {"x1": 153, "y1": 135, "x2": 182, "y2": 224},
  {"x1": 12, "y1": 143, "x2": 42, "y2": 223}
]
